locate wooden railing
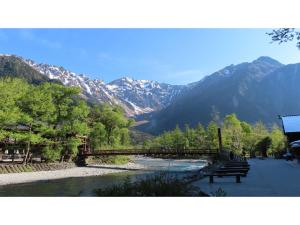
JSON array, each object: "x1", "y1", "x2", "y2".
[{"x1": 80, "y1": 149, "x2": 219, "y2": 156}]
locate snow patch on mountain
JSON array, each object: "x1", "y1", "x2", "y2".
[{"x1": 21, "y1": 57, "x2": 184, "y2": 117}]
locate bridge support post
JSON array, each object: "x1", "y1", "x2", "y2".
[
  {"x1": 236, "y1": 175, "x2": 241, "y2": 183},
  {"x1": 76, "y1": 154, "x2": 87, "y2": 167}
]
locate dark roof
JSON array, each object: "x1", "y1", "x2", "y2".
[{"x1": 281, "y1": 115, "x2": 300, "y2": 133}]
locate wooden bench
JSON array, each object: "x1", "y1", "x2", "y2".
[
  {"x1": 222, "y1": 165, "x2": 250, "y2": 170},
  {"x1": 225, "y1": 162, "x2": 249, "y2": 165},
  {"x1": 215, "y1": 168, "x2": 248, "y2": 176},
  {"x1": 208, "y1": 173, "x2": 244, "y2": 183},
  {"x1": 225, "y1": 160, "x2": 249, "y2": 163},
  {"x1": 224, "y1": 164, "x2": 250, "y2": 168},
  {"x1": 225, "y1": 161, "x2": 249, "y2": 163}
]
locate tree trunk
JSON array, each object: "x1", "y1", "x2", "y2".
[
  {"x1": 23, "y1": 125, "x2": 32, "y2": 165},
  {"x1": 60, "y1": 155, "x2": 64, "y2": 163},
  {"x1": 68, "y1": 155, "x2": 73, "y2": 162}
]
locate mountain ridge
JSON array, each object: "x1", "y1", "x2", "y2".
[
  {"x1": 0, "y1": 54, "x2": 186, "y2": 117},
  {"x1": 2, "y1": 53, "x2": 299, "y2": 135},
  {"x1": 137, "y1": 56, "x2": 292, "y2": 134}
]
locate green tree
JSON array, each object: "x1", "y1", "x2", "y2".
[
  {"x1": 255, "y1": 136, "x2": 272, "y2": 158},
  {"x1": 91, "y1": 104, "x2": 132, "y2": 146},
  {"x1": 18, "y1": 83, "x2": 56, "y2": 163},
  {"x1": 170, "y1": 125, "x2": 187, "y2": 151},
  {"x1": 206, "y1": 121, "x2": 219, "y2": 149},
  {"x1": 42, "y1": 83, "x2": 89, "y2": 160},
  {"x1": 194, "y1": 123, "x2": 206, "y2": 149},
  {"x1": 184, "y1": 124, "x2": 196, "y2": 149},
  {"x1": 0, "y1": 78, "x2": 29, "y2": 141},
  {"x1": 269, "y1": 124, "x2": 286, "y2": 156},
  {"x1": 90, "y1": 122, "x2": 107, "y2": 149},
  {"x1": 119, "y1": 128, "x2": 130, "y2": 146},
  {"x1": 222, "y1": 114, "x2": 244, "y2": 154},
  {"x1": 267, "y1": 28, "x2": 300, "y2": 50}
]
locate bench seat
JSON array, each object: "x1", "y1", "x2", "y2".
[
  {"x1": 215, "y1": 169, "x2": 248, "y2": 176},
  {"x1": 222, "y1": 165, "x2": 250, "y2": 169},
  {"x1": 225, "y1": 162, "x2": 249, "y2": 166},
  {"x1": 207, "y1": 173, "x2": 244, "y2": 183}
]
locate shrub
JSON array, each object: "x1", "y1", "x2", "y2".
[
  {"x1": 94, "y1": 173, "x2": 209, "y2": 196},
  {"x1": 42, "y1": 145, "x2": 62, "y2": 162}
]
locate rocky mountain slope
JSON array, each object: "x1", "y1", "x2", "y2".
[
  {"x1": 0, "y1": 54, "x2": 51, "y2": 84},
  {"x1": 138, "y1": 56, "x2": 300, "y2": 134},
  {"x1": 0, "y1": 55, "x2": 184, "y2": 117}
]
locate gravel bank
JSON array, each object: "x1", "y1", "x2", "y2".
[{"x1": 0, "y1": 163, "x2": 146, "y2": 186}]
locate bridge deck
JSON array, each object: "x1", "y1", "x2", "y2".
[{"x1": 80, "y1": 149, "x2": 219, "y2": 156}]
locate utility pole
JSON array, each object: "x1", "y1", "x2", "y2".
[{"x1": 217, "y1": 127, "x2": 223, "y2": 153}]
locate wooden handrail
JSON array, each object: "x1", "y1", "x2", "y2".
[{"x1": 80, "y1": 149, "x2": 219, "y2": 156}]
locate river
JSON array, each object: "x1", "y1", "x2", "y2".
[{"x1": 0, "y1": 157, "x2": 207, "y2": 196}]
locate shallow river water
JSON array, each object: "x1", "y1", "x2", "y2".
[{"x1": 0, "y1": 158, "x2": 207, "y2": 196}]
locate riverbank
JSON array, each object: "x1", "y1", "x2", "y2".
[{"x1": 0, "y1": 162, "x2": 146, "y2": 186}]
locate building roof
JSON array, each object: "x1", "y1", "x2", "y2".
[{"x1": 281, "y1": 115, "x2": 300, "y2": 133}]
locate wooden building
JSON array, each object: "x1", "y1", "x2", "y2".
[{"x1": 280, "y1": 115, "x2": 300, "y2": 143}]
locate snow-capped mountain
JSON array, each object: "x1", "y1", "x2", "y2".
[
  {"x1": 21, "y1": 57, "x2": 185, "y2": 117},
  {"x1": 107, "y1": 77, "x2": 184, "y2": 115}
]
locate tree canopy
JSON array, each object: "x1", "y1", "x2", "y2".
[
  {"x1": 268, "y1": 28, "x2": 300, "y2": 50},
  {"x1": 147, "y1": 113, "x2": 286, "y2": 157},
  {"x1": 0, "y1": 78, "x2": 134, "y2": 163}
]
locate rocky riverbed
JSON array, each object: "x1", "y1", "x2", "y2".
[{"x1": 0, "y1": 163, "x2": 146, "y2": 186}]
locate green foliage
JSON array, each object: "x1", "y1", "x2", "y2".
[
  {"x1": 206, "y1": 121, "x2": 219, "y2": 149},
  {"x1": 194, "y1": 123, "x2": 206, "y2": 147},
  {"x1": 104, "y1": 156, "x2": 130, "y2": 165},
  {"x1": 222, "y1": 114, "x2": 244, "y2": 154},
  {"x1": 269, "y1": 124, "x2": 286, "y2": 155},
  {"x1": 0, "y1": 78, "x2": 134, "y2": 163},
  {"x1": 0, "y1": 78, "x2": 29, "y2": 127},
  {"x1": 89, "y1": 104, "x2": 133, "y2": 148},
  {"x1": 119, "y1": 128, "x2": 130, "y2": 146},
  {"x1": 42, "y1": 145, "x2": 62, "y2": 162},
  {"x1": 256, "y1": 136, "x2": 272, "y2": 158},
  {"x1": 171, "y1": 125, "x2": 188, "y2": 150},
  {"x1": 147, "y1": 113, "x2": 286, "y2": 157},
  {"x1": 212, "y1": 187, "x2": 227, "y2": 197},
  {"x1": 0, "y1": 77, "x2": 287, "y2": 162},
  {"x1": 66, "y1": 137, "x2": 82, "y2": 157},
  {"x1": 94, "y1": 173, "x2": 208, "y2": 196},
  {"x1": 0, "y1": 55, "x2": 50, "y2": 84},
  {"x1": 90, "y1": 122, "x2": 107, "y2": 149}
]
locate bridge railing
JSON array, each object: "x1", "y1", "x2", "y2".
[{"x1": 80, "y1": 148, "x2": 219, "y2": 156}]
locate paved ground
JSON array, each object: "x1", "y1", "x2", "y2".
[{"x1": 194, "y1": 158, "x2": 300, "y2": 196}]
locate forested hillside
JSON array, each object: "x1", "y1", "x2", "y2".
[{"x1": 0, "y1": 55, "x2": 51, "y2": 84}]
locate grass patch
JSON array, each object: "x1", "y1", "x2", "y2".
[
  {"x1": 24, "y1": 166, "x2": 33, "y2": 172},
  {"x1": 88, "y1": 155, "x2": 131, "y2": 165}
]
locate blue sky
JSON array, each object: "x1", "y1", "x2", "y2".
[{"x1": 0, "y1": 29, "x2": 299, "y2": 84}]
